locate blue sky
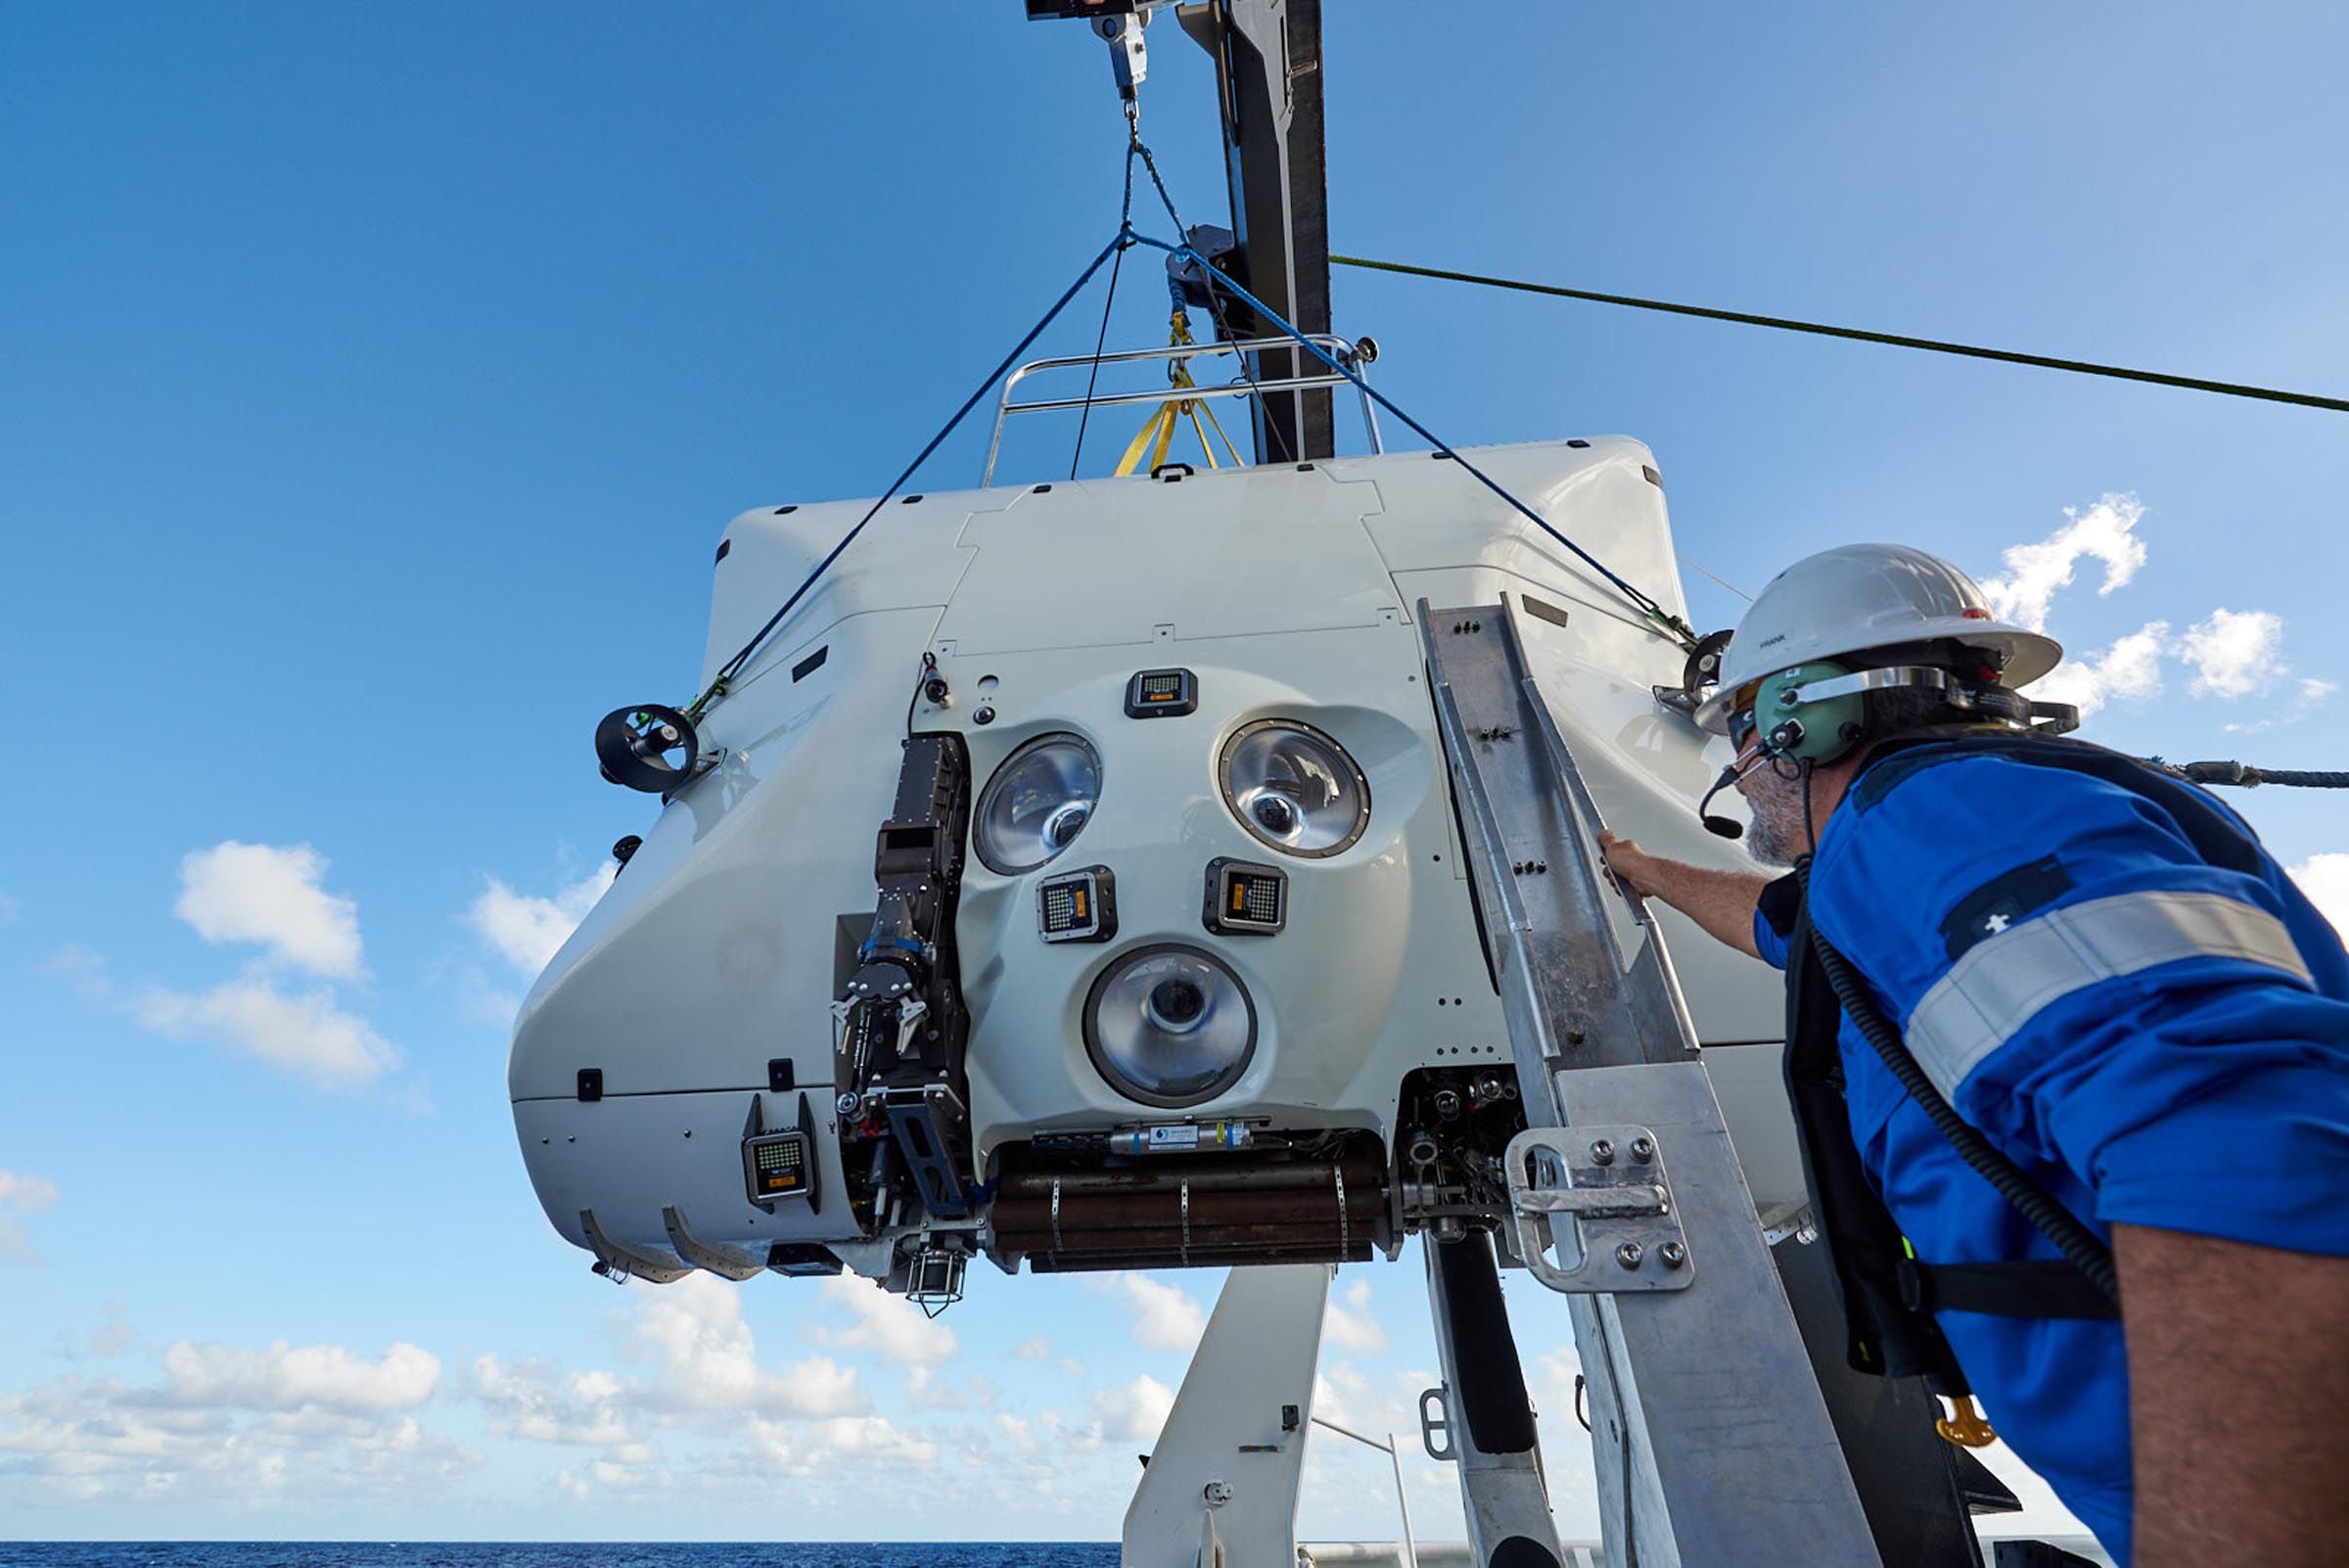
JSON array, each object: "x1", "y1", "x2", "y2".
[{"x1": 3, "y1": 0, "x2": 2343, "y2": 1545}]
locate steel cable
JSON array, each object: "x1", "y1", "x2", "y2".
[
  {"x1": 2167, "y1": 760, "x2": 2349, "y2": 789},
  {"x1": 1331, "y1": 254, "x2": 2349, "y2": 417}
]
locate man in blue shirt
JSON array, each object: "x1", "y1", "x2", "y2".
[{"x1": 1600, "y1": 542, "x2": 2348, "y2": 1568}]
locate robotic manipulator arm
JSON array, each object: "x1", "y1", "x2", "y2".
[{"x1": 836, "y1": 734, "x2": 980, "y2": 1228}]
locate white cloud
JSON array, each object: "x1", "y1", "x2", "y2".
[
  {"x1": 0, "y1": 889, "x2": 20, "y2": 923},
  {"x1": 2290, "y1": 854, "x2": 2349, "y2": 944},
  {"x1": 994, "y1": 1411, "x2": 1043, "y2": 1460},
  {"x1": 51, "y1": 845, "x2": 410, "y2": 1096},
  {"x1": 89, "y1": 1302, "x2": 137, "y2": 1359},
  {"x1": 0, "y1": 1170, "x2": 59, "y2": 1265},
  {"x1": 1102, "y1": 1273, "x2": 1208, "y2": 1355},
  {"x1": 746, "y1": 1412, "x2": 939, "y2": 1475},
  {"x1": 1979, "y1": 492, "x2": 2147, "y2": 632},
  {"x1": 454, "y1": 966, "x2": 526, "y2": 1028},
  {"x1": 1091, "y1": 1374, "x2": 1175, "y2": 1445},
  {"x1": 815, "y1": 1274, "x2": 959, "y2": 1368},
  {"x1": 40, "y1": 945, "x2": 111, "y2": 997},
  {"x1": 1308, "y1": 1361, "x2": 1385, "y2": 1437},
  {"x1": 467, "y1": 863, "x2": 617, "y2": 976},
  {"x1": 0, "y1": 1329, "x2": 473, "y2": 1503},
  {"x1": 1324, "y1": 1276, "x2": 1388, "y2": 1357},
  {"x1": 1973, "y1": 498, "x2": 2326, "y2": 730},
  {"x1": 2179, "y1": 608, "x2": 2288, "y2": 698},
  {"x1": 475, "y1": 1355, "x2": 635, "y2": 1447},
  {"x1": 134, "y1": 978, "x2": 400, "y2": 1088},
  {"x1": 1007, "y1": 1336, "x2": 1083, "y2": 1377},
  {"x1": 157, "y1": 1339, "x2": 440, "y2": 1414},
  {"x1": 174, "y1": 842, "x2": 363, "y2": 980},
  {"x1": 557, "y1": 1453, "x2": 675, "y2": 1500},
  {"x1": 2033, "y1": 620, "x2": 2168, "y2": 721},
  {"x1": 631, "y1": 1273, "x2": 866, "y2": 1417},
  {"x1": 0, "y1": 1172, "x2": 58, "y2": 1213},
  {"x1": 904, "y1": 1366, "x2": 997, "y2": 1411},
  {"x1": 480, "y1": 1271, "x2": 983, "y2": 1495}
]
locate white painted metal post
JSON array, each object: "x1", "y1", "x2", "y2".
[
  {"x1": 1310, "y1": 1415, "x2": 1420, "y2": 1568},
  {"x1": 1125, "y1": 1264, "x2": 1330, "y2": 1568},
  {"x1": 1391, "y1": 1435, "x2": 1419, "y2": 1568}
]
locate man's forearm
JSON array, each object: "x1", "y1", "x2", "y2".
[
  {"x1": 2119, "y1": 1222, "x2": 2349, "y2": 1567},
  {"x1": 1599, "y1": 834, "x2": 1772, "y2": 958}
]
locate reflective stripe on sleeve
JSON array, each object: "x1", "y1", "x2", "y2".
[{"x1": 1904, "y1": 891, "x2": 2316, "y2": 1097}]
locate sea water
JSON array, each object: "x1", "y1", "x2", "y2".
[{"x1": 0, "y1": 1548, "x2": 1120, "y2": 1568}]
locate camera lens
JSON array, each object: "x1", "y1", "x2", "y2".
[
  {"x1": 1145, "y1": 977, "x2": 1208, "y2": 1032},
  {"x1": 1252, "y1": 795, "x2": 1297, "y2": 834},
  {"x1": 1084, "y1": 945, "x2": 1257, "y2": 1107},
  {"x1": 972, "y1": 733, "x2": 1100, "y2": 873},
  {"x1": 1220, "y1": 719, "x2": 1369, "y2": 857}
]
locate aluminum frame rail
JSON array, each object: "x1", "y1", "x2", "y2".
[
  {"x1": 1417, "y1": 597, "x2": 1883, "y2": 1568},
  {"x1": 981, "y1": 333, "x2": 1382, "y2": 484}
]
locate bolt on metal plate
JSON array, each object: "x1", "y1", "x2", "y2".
[{"x1": 1503, "y1": 1124, "x2": 1692, "y2": 1294}]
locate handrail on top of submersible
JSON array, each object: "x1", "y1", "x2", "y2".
[{"x1": 980, "y1": 332, "x2": 1385, "y2": 484}]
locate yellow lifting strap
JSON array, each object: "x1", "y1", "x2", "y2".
[{"x1": 1114, "y1": 311, "x2": 1248, "y2": 477}]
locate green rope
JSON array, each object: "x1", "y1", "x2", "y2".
[{"x1": 1331, "y1": 254, "x2": 2349, "y2": 416}]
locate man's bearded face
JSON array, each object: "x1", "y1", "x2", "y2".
[
  {"x1": 1742, "y1": 771, "x2": 1810, "y2": 865},
  {"x1": 1732, "y1": 736, "x2": 1813, "y2": 866}
]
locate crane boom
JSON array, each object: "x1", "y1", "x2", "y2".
[{"x1": 1029, "y1": 0, "x2": 1333, "y2": 461}]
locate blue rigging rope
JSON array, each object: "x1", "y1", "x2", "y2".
[
  {"x1": 688, "y1": 232, "x2": 1129, "y2": 715},
  {"x1": 1069, "y1": 132, "x2": 1141, "y2": 480},
  {"x1": 1128, "y1": 129, "x2": 1678, "y2": 634},
  {"x1": 1125, "y1": 231, "x2": 1698, "y2": 645}
]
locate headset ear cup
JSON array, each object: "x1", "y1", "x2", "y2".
[{"x1": 1753, "y1": 661, "x2": 1867, "y2": 764}]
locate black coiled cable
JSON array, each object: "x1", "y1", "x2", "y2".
[{"x1": 1798, "y1": 860, "x2": 2123, "y2": 1306}]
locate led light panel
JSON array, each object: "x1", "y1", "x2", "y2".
[
  {"x1": 1037, "y1": 865, "x2": 1118, "y2": 945},
  {"x1": 1204, "y1": 857, "x2": 1287, "y2": 936},
  {"x1": 742, "y1": 1130, "x2": 813, "y2": 1203},
  {"x1": 1124, "y1": 667, "x2": 1199, "y2": 718}
]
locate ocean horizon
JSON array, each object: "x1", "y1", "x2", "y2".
[{"x1": 0, "y1": 1548, "x2": 1122, "y2": 1568}]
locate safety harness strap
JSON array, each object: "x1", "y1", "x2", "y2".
[
  {"x1": 1783, "y1": 889, "x2": 1974, "y2": 1387},
  {"x1": 1907, "y1": 1259, "x2": 2120, "y2": 1320}
]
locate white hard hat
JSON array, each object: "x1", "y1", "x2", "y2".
[{"x1": 1691, "y1": 543, "x2": 2062, "y2": 734}]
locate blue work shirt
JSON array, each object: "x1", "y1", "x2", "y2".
[{"x1": 1752, "y1": 748, "x2": 2349, "y2": 1565}]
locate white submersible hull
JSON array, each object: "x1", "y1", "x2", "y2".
[{"x1": 508, "y1": 438, "x2": 1795, "y2": 1291}]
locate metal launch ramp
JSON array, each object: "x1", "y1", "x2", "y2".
[{"x1": 1418, "y1": 596, "x2": 1878, "y2": 1568}]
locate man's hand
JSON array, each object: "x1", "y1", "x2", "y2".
[
  {"x1": 1593, "y1": 830, "x2": 1770, "y2": 960},
  {"x1": 1599, "y1": 831, "x2": 1664, "y2": 899}
]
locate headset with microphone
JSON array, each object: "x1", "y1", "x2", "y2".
[
  {"x1": 1696, "y1": 756, "x2": 1766, "y2": 840},
  {"x1": 1692, "y1": 657, "x2": 2078, "y2": 841}
]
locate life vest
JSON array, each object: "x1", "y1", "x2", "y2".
[{"x1": 1782, "y1": 729, "x2": 2264, "y2": 1386}]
